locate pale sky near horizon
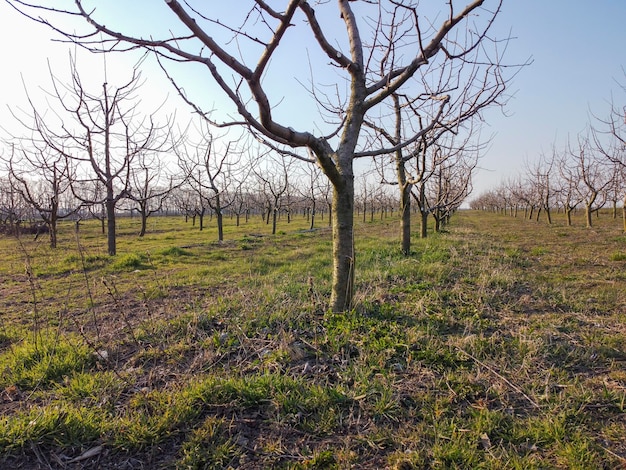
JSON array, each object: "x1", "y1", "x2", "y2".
[{"x1": 0, "y1": 1, "x2": 624, "y2": 201}]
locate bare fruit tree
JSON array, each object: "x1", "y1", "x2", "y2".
[
  {"x1": 426, "y1": 143, "x2": 478, "y2": 232},
  {"x1": 567, "y1": 133, "x2": 612, "y2": 228},
  {"x1": 524, "y1": 151, "x2": 555, "y2": 224},
  {"x1": 177, "y1": 122, "x2": 248, "y2": 241},
  {"x1": 591, "y1": 74, "x2": 625, "y2": 229},
  {"x1": 129, "y1": 151, "x2": 179, "y2": 237},
  {"x1": 2, "y1": 142, "x2": 78, "y2": 247},
  {"x1": 371, "y1": 59, "x2": 506, "y2": 252},
  {"x1": 25, "y1": 56, "x2": 174, "y2": 255},
  {"x1": 254, "y1": 154, "x2": 293, "y2": 236},
  {"x1": 10, "y1": 0, "x2": 515, "y2": 311}
]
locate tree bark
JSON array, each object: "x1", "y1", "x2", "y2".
[
  {"x1": 310, "y1": 202, "x2": 316, "y2": 231},
  {"x1": 585, "y1": 204, "x2": 593, "y2": 228},
  {"x1": 419, "y1": 184, "x2": 428, "y2": 239},
  {"x1": 330, "y1": 181, "x2": 355, "y2": 313},
  {"x1": 139, "y1": 207, "x2": 148, "y2": 237},
  {"x1": 106, "y1": 196, "x2": 116, "y2": 256},
  {"x1": 272, "y1": 207, "x2": 278, "y2": 235},
  {"x1": 217, "y1": 210, "x2": 224, "y2": 241},
  {"x1": 400, "y1": 183, "x2": 411, "y2": 255}
]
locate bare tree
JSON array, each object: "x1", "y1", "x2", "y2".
[
  {"x1": 604, "y1": 164, "x2": 624, "y2": 222},
  {"x1": 506, "y1": 175, "x2": 533, "y2": 220},
  {"x1": 2, "y1": 142, "x2": 79, "y2": 247},
  {"x1": 356, "y1": 174, "x2": 376, "y2": 224},
  {"x1": 129, "y1": 152, "x2": 178, "y2": 237},
  {"x1": 617, "y1": 165, "x2": 626, "y2": 231},
  {"x1": 319, "y1": 178, "x2": 333, "y2": 229},
  {"x1": 11, "y1": 0, "x2": 516, "y2": 310},
  {"x1": 567, "y1": 133, "x2": 612, "y2": 228},
  {"x1": 170, "y1": 186, "x2": 199, "y2": 224},
  {"x1": 427, "y1": 146, "x2": 477, "y2": 231},
  {"x1": 297, "y1": 162, "x2": 324, "y2": 231},
  {"x1": 254, "y1": 155, "x2": 292, "y2": 236},
  {"x1": 524, "y1": 151, "x2": 555, "y2": 224},
  {"x1": 555, "y1": 151, "x2": 584, "y2": 227},
  {"x1": 591, "y1": 74, "x2": 625, "y2": 230},
  {"x1": 177, "y1": 124, "x2": 247, "y2": 241},
  {"x1": 11, "y1": 55, "x2": 173, "y2": 254},
  {"x1": 230, "y1": 183, "x2": 251, "y2": 227},
  {"x1": 371, "y1": 57, "x2": 505, "y2": 253},
  {"x1": 0, "y1": 175, "x2": 30, "y2": 233}
]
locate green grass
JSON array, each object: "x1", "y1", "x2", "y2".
[
  {"x1": 0, "y1": 331, "x2": 95, "y2": 390},
  {"x1": 0, "y1": 210, "x2": 625, "y2": 468}
]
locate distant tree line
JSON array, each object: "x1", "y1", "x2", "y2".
[{"x1": 471, "y1": 76, "x2": 626, "y2": 230}]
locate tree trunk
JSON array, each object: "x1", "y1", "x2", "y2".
[
  {"x1": 400, "y1": 183, "x2": 411, "y2": 255},
  {"x1": 217, "y1": 210, "x2": 224, "y2": 241},
  {"x1": 139, "y1": 206, "x2": 148, "y2": 237},
  {"x1": 566, "y1": 207, "x2": 572, "y2": 226},
  {"x1": 272, "y1": 208, "x2": 278, "y2": 235},
  {"x1": 585, "y1": 204, "x2": 593, "y2": 228},
  {"x1": 215, "y1": 195, "x2": 224, "y2": 241},
  {"x1": 330, "y1": 181, "x2": 354, "y2": 313},
  {"x1": 328, "y1": 203, "x2": 332, "y2": 227},
  {"x1": 106, "y1": 195, "x2": 116, "y2": 256},
  {"x1": 49, "y1": 219, "x2": 58, "y2": 249},
  {"x1": 310, "y1": 202, "x2": 316, "y2": 230}
]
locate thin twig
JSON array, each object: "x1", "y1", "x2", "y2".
[
  {"x1": 598, "y1": 444, "x2": 626, "y2": 465},
  {"x1": 456, "y1": 346, "x2": 541, "y2": 409}
]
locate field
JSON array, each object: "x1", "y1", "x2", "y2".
[{"x1": 1, "y1": 209, "x2": 625, "y2": 469}]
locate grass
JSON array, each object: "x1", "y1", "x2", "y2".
[{"x1": 0, "y1": 209, "x2": 625, "y2": 468}]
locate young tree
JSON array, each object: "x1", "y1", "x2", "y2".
[
  {"x1": 2, "y1": 144, "x2": 78, "y2": 247},
  {"x1": 254, "y1": 155, "x2": 292, "y2": 236},
  {"x1": 0, "y1": 175, "x2": 30, "y2": 233},
  {"x1": 170, "y1": 186, "x2": 199, "y2": 224},
  {"x1": 297, "y1": 162, "x2": 324, "y2": 231},
  {"x1": 12, "y1": 55, "x2": 173, "y2": 254},
  {"x1": 427, "y1": 146, "x2": 477, "y2": 231},
  {"x1": 525, "y1": 151, "x2": 555, "y2": 224},
  {"x1": 568, "y1": 134, "x2": 612, "y2": 228},
  {"x1": 555, "y1": 152, "x2": 584, "y2": 227},
  {"x1": 13, "y1": 0, "x2": 514, "y2": 311},
  {"x1": 371, "y1": 60, "x2": 504, "y2": 253},
  {"x1": 591, "y1": 75, "x2": 625, "y2": 229},
  {"x1": 129, "y1": 152, "x2": 178, "y2": 237}
]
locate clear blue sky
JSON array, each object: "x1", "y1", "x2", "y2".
[
  {"x1": 0, "y1": 1, "x2": 624, "y2": 200},
  {"x1": 476, "y1": 0, "x2": 625, "y2": 197}
]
